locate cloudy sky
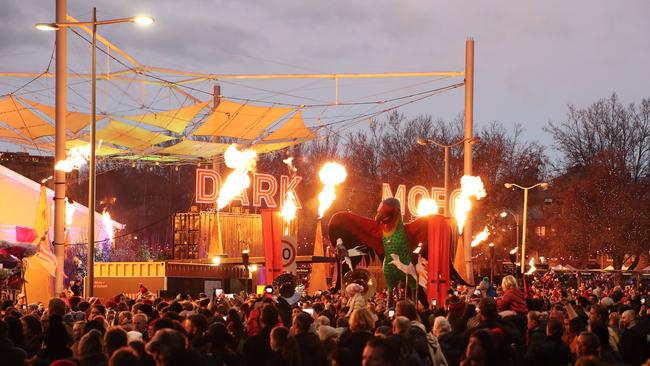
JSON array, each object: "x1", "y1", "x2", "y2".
[{"x1": 1, "y1": 0, "x2": 649, "y2": 150}]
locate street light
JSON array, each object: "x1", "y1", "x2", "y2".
[
  {"x1": 503, "y1": 182, "x2": 548, "y2": 274},
  {"x1": 416, "y1": 136, "x2": 480, "y2": 217},
  {"x1": 499, "y1": 209, "x2": 520, "y2": 262},
  {"x1": 36, "y1": 8, "x2": 154, "y2": 297}
]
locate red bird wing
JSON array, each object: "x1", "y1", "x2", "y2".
[
  {"x1": 404, "y1": 216, "x2": 431, "y2": 251},
  {"x1": 405, "y1": 215, "x2": 471, "y2": 286},
  {"x1": 327, "y1": 211, "x2": 384, "y2": 255}
]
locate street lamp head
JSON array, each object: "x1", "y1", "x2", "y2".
[
  {"x1": 35, "y1": 23, "x2": 59, "y2": 31},
  {"x1": 540, "y1": 182, "x2": 549, "y2": 190},
  {"x1": 416, "y1": 137, "x2": 428, "y2": 146},
  {"x1": 488, "y1": 243, "x2": 494, "y2": 247},
  {"x1": 499, "y1": 211, "x2": 507, "y2": 218},
  {"x1": 132, "y1": 16, "x2": 155, "y2": 25},
  {"x1": 504, "y1": 183, "x2": 513, "y2": 189}
]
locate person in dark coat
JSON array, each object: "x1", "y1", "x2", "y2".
[
  {"x1": 21, "y1": 314, "x2": 44, "y2": 358},
  {"x1": 242, "y1": 304, "x2": 280, "y2": 366},
  {"x1": 291, "y1": 312, "x2": 326, "y2": 366},
  {"x1": 523, "y1": 319, "x2": 572, "y2": 366},
  {"x1": 268, "y1": 326, "x2": 301, "y2": 366},
  {"x1": 338, "y1": 308, "x2": 375, "y2": 366},
  {"x1": 32, "y1": 314, "x2": 73, "y2": 366},
  {"x1": 0, "y1": 319, "x2": 27, "y2": 366},
  {"x1": 618, "y1": 310, "x2": 647, "y2": 366}
]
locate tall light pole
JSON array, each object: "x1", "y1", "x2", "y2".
[
  {"x1": 503, "y1": 182, "x2": 548, "y2": 274},
  {"x1": 463, "y1": 38, "x2": 475, "y2": 282},
  {"x1": 36, "y1": 10, "x2": 154, "y2": 297},
  {"x1": 499, "y1": 209, "x2": 520, "y2": 262},
  {"x1": 416, "y1": 136, "x2": 479, "y2": 217}
]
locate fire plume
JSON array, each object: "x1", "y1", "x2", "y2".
[
  {"x1": 55, "y1": 144, "x2": 91, "y2": 172},
  {"x1": 416, "y1": 198, "x2": 438, "y2": 217},
  {"x1": 54, "y1": 141, "x2": 104, "y2": 172},
  {"x1": 317, "y1": 162, "x2": 347, "y2": 218},
  {"x1": 102, "y1": 209, "x2": 114, "y2": 243},
  {"x1": 526, "y1": 257, "x2": 536, "y2": 275},
  {"x1": 470, "y1": 226, "x2": 490, "y2": 247},
  {"x1": 65, "y1": 198, "x2": 75, "y2": 228},
  {"x1": 281, "y1": 191, "x2": 298, "y2": 224},
  {"x1": 217, "y1": 144, "x2": 257, "y2": 210},
  {"x1": 454, "y1": 175, "x2": 486, "y2": 234}
]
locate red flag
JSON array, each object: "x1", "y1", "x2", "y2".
[
  {"x1": 15, "y1": 226, "x2": 37, "y2": 243},
  {"x1": 261, "y1": 209, "x2": 282, "y2": 283},
  {"x1": 427, "y1": 216, "x2": 452, "y2": 307}
]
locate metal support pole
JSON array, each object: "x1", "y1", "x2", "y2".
[
  {"x1": 521, "y1": 188, "x2": 529, "y2": 274},
  {"x1": 443, "y1": 146, "x2": 450, "y2": 217},
  {"x1": 87, "y1": 7, "x2": 97, "y2": 297},
  {"x1": 515, "y1": 215, "x2": 520, "y2": 266},
  {"x1": 463, "y1": 38, "x2": 475, "y2": 283},
  {"x1": 53, "y1": 0, "x2": 67, "y2": 295}
]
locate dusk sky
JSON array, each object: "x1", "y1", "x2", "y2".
[{"x1": 1, "y1": 0, "x2": 649, "y2": 152}]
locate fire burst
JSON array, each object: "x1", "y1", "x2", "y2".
[
  {"x1": 416, "y1": 198, "x2": 438, "y2": 217},
  {"x1": 217, "y1": 144, "x2": 257, "y2": 210},
  {"x1": 54, "y1": 141, "x2": 104, "y2": 172},
  {"x1": 102, "y1": 209, "x2": 114, "y2": 243},
  {"x1": 317, "y1": 162, "x2": 347, "y2": 218},
  {"x1": 55, "y1": 144, "x2": 91, "y2": 172},
  {"x1": 65, "y1": 198, "x2": 75, "y2": 228},
  {"x1": 526, "y1": 257, "x2": 536, "y2": 275},
  {"x1": 281, "y1": 191, "x2": 298, "y2": 224},
  {"x1": 470, "y1": 226, "x2": 490, "y2": 247},
  {"x1": 454, "y1": 175, "x2": 486, "y2": 234}
]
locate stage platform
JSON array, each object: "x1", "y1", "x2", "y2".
[{"x1": 92, "y1": 256, "x2": 336, "y2": 300}]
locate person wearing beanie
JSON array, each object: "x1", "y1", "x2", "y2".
[
  {"x1": 78, "y1": 329, "x2": 107, "y2": 366},
  {"x1": 446, "y1": 295, "x2": 467, "y2": 319}
]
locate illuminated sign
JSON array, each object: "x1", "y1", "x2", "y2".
[
  {"x1": 195, "y1": 168, "x2": 302, "y2": 208},
  {"x1": 381, "y1": 183, "x2": 461, "y2": 217}
]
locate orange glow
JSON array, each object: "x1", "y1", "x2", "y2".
[
  {"x1": 317, "y1": 162, "x2": 347, "y2": 218},
  {"x1": 454, "y1": 175, "x2": 486, "y2": 234},
  {"x1": 217, "y1": 144, "x2": 257, "y2": 210}
]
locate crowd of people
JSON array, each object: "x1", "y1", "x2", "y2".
[{"x1": 0, "y1": 272, "x2": 648, "y2": 366}]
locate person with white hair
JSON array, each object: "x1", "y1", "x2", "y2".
[{"x1": 432, "y1": 316, "x2": 451, "y2": 338}]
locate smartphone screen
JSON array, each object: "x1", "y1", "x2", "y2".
[
  {"x1": 388, "y1": 310, "x2": 395, "y2": 318},
  {"x1": 304, "y1": 308, "x2": 314, "y2": 315},
  {"x1": 215, "y1": 289, "x2": 224, "y2": 297},
  {"x1": 431, "y1": 299, "x2": 437, "y2": 307}
]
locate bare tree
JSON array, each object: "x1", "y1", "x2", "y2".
[{"x1": 545, "y1": 94, "x2": 650, "y2": 269}]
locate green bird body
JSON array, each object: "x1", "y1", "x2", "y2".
[
  {"x1": 381, "y1": 218, "x2": 416, "y2": 292},
  {"x1": 375, "y1": 198, "x2": 417, "y2": 293}
]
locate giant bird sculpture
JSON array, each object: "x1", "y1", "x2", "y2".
[{"x1": 328, "y1": 198, "x2": 467, "y2": 293}]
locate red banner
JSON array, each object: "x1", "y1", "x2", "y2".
[
  {"x1": 261, "y1": 209, "x2": 283, "y2": 283},
  {"x1": 427, "y1": 216, "x2": 452, "y2": 307}
]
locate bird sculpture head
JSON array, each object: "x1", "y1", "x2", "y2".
[{"x1": 375, "y1": 198, "x2": 402, "y2": 233}]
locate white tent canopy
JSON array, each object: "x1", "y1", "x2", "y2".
[{"x1": 0, "y1": 164, "x2": 123, "y2": 244}]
